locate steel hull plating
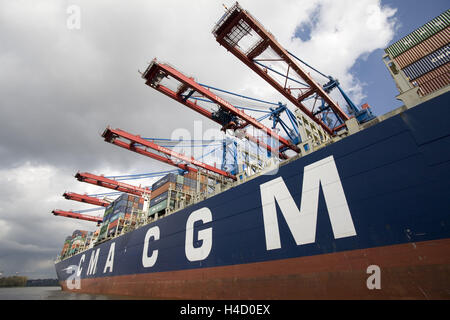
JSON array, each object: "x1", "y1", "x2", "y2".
[{"x1": 55, "y1": 92, "x2": 450, "y2": 299}]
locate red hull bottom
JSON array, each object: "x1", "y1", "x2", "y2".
[{"x1": 60, "y1": 238, "x2": 450, "y2": 299}]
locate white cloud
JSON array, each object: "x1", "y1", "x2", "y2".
[{"x1": 279, "y1": 0, "x2": 397, "y2": 104}]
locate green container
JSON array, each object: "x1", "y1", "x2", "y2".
[
  {"x1": 149, "y1": 199, "x2": 168, "y2": 215},
  {"x1": 149, "y1": 199, "x2": 176, "y2": 215},
  {"x1": 104, "y1": 205, "x2": 113, "y2": 217},
  {"x1": 176, "y1": 175, "x2": 184, "y2": 184},
  {"x1": 99, "y1": 224, "x2": 109, "y2": 237},
  {"x1": 385, "y1": 9, "x2": 450, "y2": 58}
]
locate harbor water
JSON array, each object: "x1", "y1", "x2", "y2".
[{"x1": 0, "y1": 286, "x2": 137, "y2": 300}]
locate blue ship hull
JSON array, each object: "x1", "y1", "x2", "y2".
[{"x1": 55, "y1": 92, "x2": 450, "y2": 299}]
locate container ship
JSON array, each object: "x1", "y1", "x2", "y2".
[{"x1": 53, "y1": 4, "x2": 450, "y2": 299}]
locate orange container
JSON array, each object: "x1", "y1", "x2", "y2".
[
  {"x1": 184, "y1": 171, "x2": 198, "y2": 180},
  {"x1": 413, "y1": 62, "x2": 450, "y2": 85},
  {"x1": 150, "y1": 182, "x2": 175, "y2": 199},
  {"x1": 108, "y1": 220, "x2": 118, "y2": 229},
  {"x1": 418, "y1": 72, "x2": 450, "y2": 96}
]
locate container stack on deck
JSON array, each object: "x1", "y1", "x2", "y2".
[
  {"x1": 59, "y1": 236, "x2": 72, "y2": 259},
  {"x1": 60, "y1": 230, "x2": 93, "y2": 259},
  {"x1": 97, "y1": 193, "x2": 144, "y2": 241},
  {"x1": 148, "y1": 171, "x2": 208, "y2": 218},
  {"x1": 385, "y1": 10, "x2": 450, "y2": 96},
  {"x1": 58, "y1": 171, "x2": 212, "y2": 254}
]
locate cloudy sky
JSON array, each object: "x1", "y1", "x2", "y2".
[{"x1": 0, "y1": 0, "x2": 448, "y2": 279}]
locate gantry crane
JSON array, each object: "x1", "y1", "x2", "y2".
[
  {"x1": 52, "y1": 209, "x2": 103, "y2": 224},
  {"x1": 212, "y1": 2, "x2": 354, "y2": 135},
  {"x1": 63, "y1": 192, "x2": 110, "y2": 207},
  {"x1": 53, "y1": 173, "x2": 149, "y2": 223},
  {"x1": 102, "y1": 127, "x2": 237, "y2": 181},
  {"x1": 74, "y1": 171, "x2": 151, "y2": 196},
  {"x1": 141, "y1": 60, "x2": 299, "y2": 158}
]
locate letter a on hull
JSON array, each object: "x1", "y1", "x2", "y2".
[{"x1": 260, "y1": 155, "x2": 356, "y2": 250}]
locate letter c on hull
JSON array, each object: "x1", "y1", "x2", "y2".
[{"x1": 142, "y1": 226, "x2": 160, "y2": 268}]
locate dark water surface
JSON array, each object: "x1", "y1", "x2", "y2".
[{"x1": 0, "y1": 286, "x2": 138, "y2": 300}]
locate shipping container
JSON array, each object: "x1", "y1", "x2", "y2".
[
  {"x1": 150, "y1": 181, "x2": 176, "y2": 199},
  {"x1": 104, "y1": 204, "x2": 114, "y2": 216},
  {"x1": 152, "y1": 173, "x2": 177, "y2": 191},
  {"x1": 107, "y1": 227, "x2": 116, "y2": 237},
  {"x1": 385, "y1": 9, "x2": 450, "y2": 58},
  {"x1": 149, "y1": 199, "x2": 168, "y2": 215},
  {"x1": 129, "y1": 194, "x2": 140, "y2": 202},
  {"x1": 148, "y1": 199, "x2": 176, "y2": 216},
  {"x1": 108, "y1": 219, "x2": 118, "y2": 229},
  {"x1": 418, "y1": 72, "x2": 450, "y2": 96},
  {"x1": 72, "y1": 230, "x2": 88, "y2": 238},
  {"x1": 102, "y1": 212, "x2": 111, "y2": 225},
  {"x1": 412, "y1": 62, "x2": 450, "y2": 85},
  {"x1": 100, "y1": 224, "x2": 109, "y2": 236},
  {"x1": 150, "y1": 191, "x2": 169, "y2": 207},
  {"x1": 394, "y1": 27, "x2": 450, "y2": 69},
  {"x1": 184, "y1": 170, "x2": 198, "y2": 180},
  {"x1": 124, "y1": 212, "x2": 132, "y2": 220},
  {"x1": 200, "y1": 183, "x2": 207, "y2": 192},
  {"x1": 402, "y1": 44, "x2": 450, "y2": 80},
  {"x1": 114, "y1": 198, "x2": 128, "y2": 209},
  {"x1": 150, "y1": 190, "x2": 178, "y2": 207},
  {"x1": 111, "y1": 211, "x2": 126, "y2": 222},
  {"x1": 184, "y1": 177, "x2": 197, "y2": 188},
  {"x1": 176, "y1": 175, "x2": 184, "y2": 184},
  {"x1": 199, "y1": 174, "x2": 207, "y2": 184}
]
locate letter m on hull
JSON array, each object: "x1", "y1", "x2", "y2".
[{"x1": 260, "y1": 156, "x2": 356, "y2": 250}]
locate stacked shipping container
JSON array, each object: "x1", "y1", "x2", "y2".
[
  {"x1": 385, "y1": 10, "x2": 449, "y2": 58},
  {"x1": 59, "y1": 236, "x2": 72, "y2": 258},
  {"x1": 60, "y1": 230, "x2": 93, "y2": 259},
  {"x1": 148, "y1": 171, "x2": 208, "y2": 217},
  {"x1": 60, "y1": 200, "x2": 142, "y2": 257},
  {"x1": 401, "y1": 44, "x2": 450, "y2": 80},
  {"x1": 393, "y1": 27, "x2": 450, "y2": 69},
  {"x1": 59, "y1": 172, "x2": 210, "y2": 254},
  {"x1": 92, "y1": 193, "x2": 145, "y2": 241},
  {"x1": 385, "y1": 9, "x2": 450, "y2": 96}
]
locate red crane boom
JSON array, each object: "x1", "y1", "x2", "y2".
[
  {"x1": 52, "y1": 209, "x2": 103, "y2": 223},
  {"x1": 102, "y1": 127, "x2": 237, "y2": 181},
  {"x1": 75, "y1": 172, "x2": 150, "y2": 196},
  {"x1": 63, "y1": 192, "x2": 110, "y2": 207},
  {"x1": 212, "y1": 3, "x2": 350, "y2": 135},
  {"x1": 141, "y1": 59, "x2": 299, "y2": 157}
]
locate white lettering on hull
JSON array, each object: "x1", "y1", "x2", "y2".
[
  {"x1": 185, "y1": 207, "x2": 213, "y2": 262},
  {"x1": 260, "y1": 155, "x2": 356, "y2": 250},
  {"x1": 103, "y1": 242, "x2": 115, "y2": 273},
  {"x1": 86, "y1": 248, "x2": 100, "y2": 276},
  {"x1": 142, "y1": 226, "x2": 160, "y2": 268}
]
